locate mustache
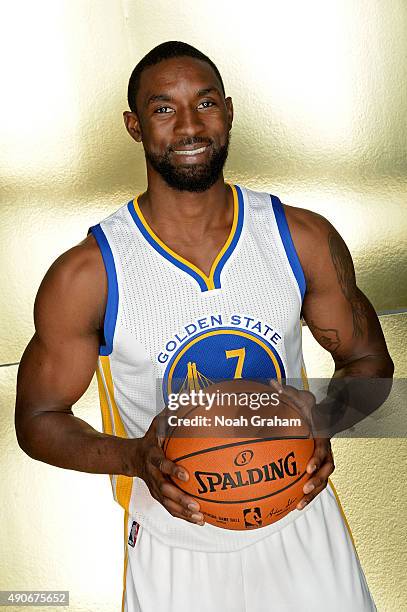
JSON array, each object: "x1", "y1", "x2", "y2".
[{"x1": 168, "y1": 137, "x2": 213, "y2": 152}]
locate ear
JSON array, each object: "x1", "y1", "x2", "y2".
[
  {"x1": 225, "y1": 97, "x2": 234, "y2": 131},
  {"x1": 123, "y1": 111, "x2": 142, "y2": 142}
]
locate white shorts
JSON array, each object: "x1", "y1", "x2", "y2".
[{"x1": 122, "y1": 486, "x2": 376, "y2": 612}]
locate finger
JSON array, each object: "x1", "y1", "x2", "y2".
[
  {"x1": 268, "y1": 379, "x2": 309, "y2": 408},
  {"x1": 269, "y1": 379, "x2": 283, "y2": 394},
  {"x1": 306, "y1": 438, "x2": 332, "y2": 474},
  {"x1": 269, "y1": 382, "x2": 302, "y2": 403},
  {"x1": 169, "y1": 510, "x2": 205, "y2": 526},
  {"x1": 278, "y1": 386, "x2": 315, "y2": 411},
  {"x1": 297, "y1": 460, "x2": 335, "y2": 509},
  {"x1": 157, "y1": 433, "x2": 164, "y2": 448},
  {"x1": 162, "y1": 497, "x2": 205, "y2": 525},
  {"x1": 159, "y1": 478, "x2": 201, "y2": 512},
  {"x1": 149, "y1": 448, "x2": 189, "y2": 482},
  {"x1": 303, "y1": 458, "x2": 335, "y2": 495},
  {"x1": 271, "y1": 386, "x2": 315, "y2": 428},
  {"x1": 297, "y1": 479, "x2": 330, "y2": 510},
  {"x1": 161, "y1": 458, "x2": 189, "y2": 482},
  {"x1": 148, "y1": 464, "x2": 201, "y2": 512}
]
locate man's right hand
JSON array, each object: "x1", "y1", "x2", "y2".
[{"x1": 132, "y1": 415, "x2": 205, "y2": 526}]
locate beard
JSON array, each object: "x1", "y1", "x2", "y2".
[{"x1": 144, "y1": 133, "x2": 230, "y2": 192}]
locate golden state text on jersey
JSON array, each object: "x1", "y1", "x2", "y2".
[{"x1": 159, "y1": 315, "x2": 286, "y2": 402}]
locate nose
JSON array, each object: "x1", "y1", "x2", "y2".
[{"x1": 173, "y1": 105, "x2": 205, "y2": 139}]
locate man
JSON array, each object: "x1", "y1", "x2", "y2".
[{"x1": 15, "y1": 41, "x2": 393, "y2": 611}]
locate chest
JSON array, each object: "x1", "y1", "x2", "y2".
[
  {"x1": 97, "y1": 185, "x2": 306, "y2": 392},
  {"x1": 154, "y1": 228, "x2": 231, "y2": 277}
]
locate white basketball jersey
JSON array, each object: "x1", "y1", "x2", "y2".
[{"x1": 90, "y1": 183, "x2": 316, "y2": 552}]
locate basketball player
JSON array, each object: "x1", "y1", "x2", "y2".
[{"x1": 15, "y1": 42, "x2": 393, "y2": 611}]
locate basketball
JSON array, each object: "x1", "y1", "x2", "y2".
[{"x1": 163, "y1": 380, "x2": 315, "y2": 530}]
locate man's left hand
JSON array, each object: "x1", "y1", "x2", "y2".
[{"x1": 269, "y1": 380, "x2": 335, "y2": 510}]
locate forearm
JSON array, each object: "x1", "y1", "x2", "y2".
[
  {"x1": 313, "y1": 354, "x2": 394, "y2": 436},
  {"x1": 16, "y1": 410, "x2": 138, "y2": 476}
]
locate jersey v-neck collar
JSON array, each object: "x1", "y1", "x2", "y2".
[{"x1": 127, "y1": 183, "x2": 245, "y2": 292}]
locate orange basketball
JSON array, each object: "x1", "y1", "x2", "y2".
[{"x1": 163, "y1": 380, "x2": 314, "y2": 530}]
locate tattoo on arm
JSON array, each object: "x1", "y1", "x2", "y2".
[
  {"x1": 328, "y1": 231, "x2": 368, "y2": 338},
  {"x1": 308, "y1": 320, "x2": 341, "y2": 358}
]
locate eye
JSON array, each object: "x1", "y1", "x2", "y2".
[
  {"x1": 198, "y1": 100, "x2": 215, "y2": 109},
  {"x1": 154, "y1": 106, "x2": 174, "y2": 114}
]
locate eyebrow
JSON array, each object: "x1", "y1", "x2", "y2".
[
  {"x1": 146, "y1": 94, "x2": 173, "y2": 106},
  {"x1": 145, "y1": 87, "x2": 221, "y2": 107},
  {"x1": 196, "y1": 87, "x2": 221, "y2": 97}
]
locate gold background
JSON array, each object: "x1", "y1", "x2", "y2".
[{"x1": 1, "y1": 1, "x2": 406, "y2": 610}]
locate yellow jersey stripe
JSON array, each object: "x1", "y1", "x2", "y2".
[
  {"x1": 95, "y1": 363, "x2": 116, "y2": 491},
  {"x1": 328, "y1": 479, "x2": 356, "y2": 548},
  {"x1": 99, "y1": 356, "x2": 133, "y2": 512},
  {"x1": 301, "y1": 364, "x2": 309, "y2": 391},
  {"x1": 96, "y1": 364, "x2": 114, "y2": 435},
  {"x1": 121, "y1": 511, "x2": 129, "y2": 612}
]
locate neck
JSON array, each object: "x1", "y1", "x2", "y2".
[{"x1": 138, "y1": 170, "x2": 232, "y2": 236}]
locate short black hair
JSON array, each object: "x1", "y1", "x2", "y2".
[{"x1": 127, "y1": 41, "x2": 225, "y2": 113}]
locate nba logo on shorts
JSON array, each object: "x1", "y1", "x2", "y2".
[
  {"x1": 243, "y1": 507, "x2": 262, "y2": 528},
  {"x1": 128, "y1": 521, "x2": 139, "y2": 547}
]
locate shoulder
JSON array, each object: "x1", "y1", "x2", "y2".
[
  {"x1": 283, "y1": 203, "x2": 333, "y2": 241},
  {"x1": 41, "y1": 234, "x2": 106, "y2": 291},
  {"x1": 282, "y1": 203, "x2": 352, "y2": 291},
  {"x1": 34, "y1": 234, "x2": 107, "y2": 333}
]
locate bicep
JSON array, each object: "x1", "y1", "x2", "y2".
[
  {"x1": 16, "y1": 330, "x2": 100, "y2": 419},
  {"x1": 301, "y1": 224, "x2": 388, "y2": 368},
  {"x1": 15, "y1": 243, "x2": 106, "y2": 427}
]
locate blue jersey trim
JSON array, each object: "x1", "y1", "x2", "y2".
[
  {"x1": 127, "y1": 201, "x2": 208, "y2": 291},
  {"x1": 270, "y1": 195, "x2": 306, "y2": 301},
  {"x1": 89, "y1": 224, "x2": 119, "y2": 356}
]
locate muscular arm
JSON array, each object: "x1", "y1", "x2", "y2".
[
  {"x1": 15, "y1": 235, "x2": 134, "y2": 475},
  {"x1": 15, "y1": 235, "x2": 206, "y2": 524},
  {"x1": 286, "y1": 205, "x2": 394, "y2": 434}
]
